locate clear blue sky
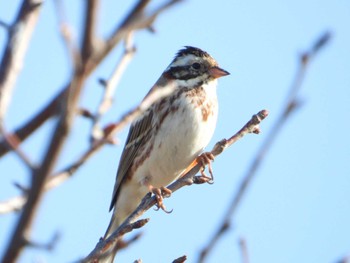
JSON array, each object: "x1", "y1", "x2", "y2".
[{"x1": 1, "y1": 0, "x2": 349, "y2": 262}]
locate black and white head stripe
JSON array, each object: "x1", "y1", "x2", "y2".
[{"x1": 174, "y1": 46, "x2": 212, "y2": 60}]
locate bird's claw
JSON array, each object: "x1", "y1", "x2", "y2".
[
  {"x1": 150, "y1": 186, "x2": 173, "y2": 213},
  {"x1": 197, "y1": 152, "x2": 215, "y2": 184}
]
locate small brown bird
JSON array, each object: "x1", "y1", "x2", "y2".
[{"x1": 103, "y1": 46, "x2": 229, "y2": 261}]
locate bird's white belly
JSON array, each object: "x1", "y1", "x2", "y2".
[{"x1": 134, "y1": 86, "x2": 218, "y2": 188}]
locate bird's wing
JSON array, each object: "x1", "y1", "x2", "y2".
[
  {"x1": 108, "y1": 73, "x2": 176, "y2": 211},
  {"x1": 109, "y1": 108, "x2": 155, "y2": 211}
]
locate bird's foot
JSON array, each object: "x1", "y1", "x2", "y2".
[
  {"x1": 196, "y1": 152, "x2": 215, "y2": 184},
  {"x1": 179, "y1": 152, "x2": 215, "y2": 184},
  {"x1": 149, "y1": 186, "x2": 173, "y2": 213}
]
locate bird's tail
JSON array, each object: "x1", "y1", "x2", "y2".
[
  {"x1": 104, "y1": 211, "x2": 121, "y2": 239},
  {"x1": 98, "y1": 212, "x2": 121, "y2": 263}
]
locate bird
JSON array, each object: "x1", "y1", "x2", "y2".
[{"x1": 102, "y1": 46, "x2": 229, "y2": 261}]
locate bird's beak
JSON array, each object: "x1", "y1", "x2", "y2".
[{"x1": 209, "y1": 66, "x2": 230, "y2": 79}]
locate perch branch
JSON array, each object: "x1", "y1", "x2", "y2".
[
  {"x1": 82, "y1": 219, "x2": 149, "y2": 263},
  {"x1": 83, "y1": 110, "x2": 269, "y2": 262}
]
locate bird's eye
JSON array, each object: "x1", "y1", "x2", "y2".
[{"x1": 192, "y1": 62, "x2": 201, "y2": 70}]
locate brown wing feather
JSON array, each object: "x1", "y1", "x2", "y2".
[
  {"x1": 109, "y1": 74, "x2": 172, "y2": 211},
  {"x1": 109, "y1": 107, "x2": 154, "y2": 211}
]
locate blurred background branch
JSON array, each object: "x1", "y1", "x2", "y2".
[
  {"x1": 197, "y1": 31, "x2": 332, "y2": 263},
  {"x1": 0, "y1": 0, "x2": 182, "y2": 262},
  {"x1": 0, "y1": 0, "x2": 180, "y2": 158},
  {"x1": 0, "y1": 0, "x2": 43, "y2": 124}
]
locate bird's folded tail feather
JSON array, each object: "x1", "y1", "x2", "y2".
[{"x1": 99, "y1": 213, "x2": 121, "y2": 263}]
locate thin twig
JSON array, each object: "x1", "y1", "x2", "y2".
[
  {"x1": 239, "y1": 237, "x2": 249, "y2": 263},
  {"x1": 83, "y1": 110, "x2": 269, "y2": 261},
  {"x1": 173, "y1": 255, "x2": 187, "y2": 263},
  {"x1": 53, "y1": 0, "x2": 81, "y2": 67},
  {"x1": 0, "y1": 195, "x2": 27, "y2": 214},
  {"x1": 0, "y1": 20, "x2": 11, "y2": 30},
  {"x1": 0, "y1": 90, "x2": 61, "y2": 157},
  {"x1": 0, "y1": 0, "x2": 44, "y2": 123},
  {"x1": 91, "y1": 33, "x2": 136, "y2": 142},
  {"x1": 115, "y1": 233, "x2": 143, "y2": 251},
  {"x1": 24, "y1": 231, "x2": 61, "y2": 252},
  {"x1": 197, "y1": 31, "x2": 332, "y2": 263},
  {"x1": 0, "y1": 126, "x2": 36, "y2": 170}
]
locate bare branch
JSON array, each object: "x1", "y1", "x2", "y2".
[
  {"x1": 336, "y1": 254, "x2": 350, "y2": 263},
  {"x1": 0, "y1": 90, "x2": 61, "y2": 157},
  {"x1": 197, "y1": 31, "x2": 332, "y2": 263},
  {"x1": 0, "y1": 195, "x2": 27, "y2": 214},
  {"x1": 25, "y1": 231, "x2": 61, "y2": 252},
  {"x1": 1, "y1": 68, "x2": 87, "y2": 261},
  {"x1": 91, "y1": 33, "x2": 136, "y2": 141},
  {"x1": 0, "y1": 126, "x2": 36, "y2": 170},
  {"x1": 0, "y1": 0, "x2": 181, "y2": 158},
  {"x1": 1, "y1": 3, "x2": 101, "y2": 256},
  {"x1": 82, "y1": 219, "x2": 149, "y2": 263},
  {"x1": 81, "y1": 0, "x2": 99, "y2": 63},
  {"x1": 173, "y1": 255, "x2": 187, "y2": 263},
  {"x1": 0, "y1": 0, "x2": 44, "y2": 123},
  {"x1": 94, "y1": 0, "x2": 182, "y2": 72},
  {"x1": 53, "y1": 0, "x2": 81, "y2": 67},
  {"x1": 0, "y1": 20, "x2": 11, "y2": 30},
  {"x1": 116, "y1": 233, "x2": 143, "y2": 252},
  {"x1": 239, "y1": 237, "x2": 249, "y2": 263},
  {"x1": 83, "y1": 110, "x2": 269, "y2": 261}
]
